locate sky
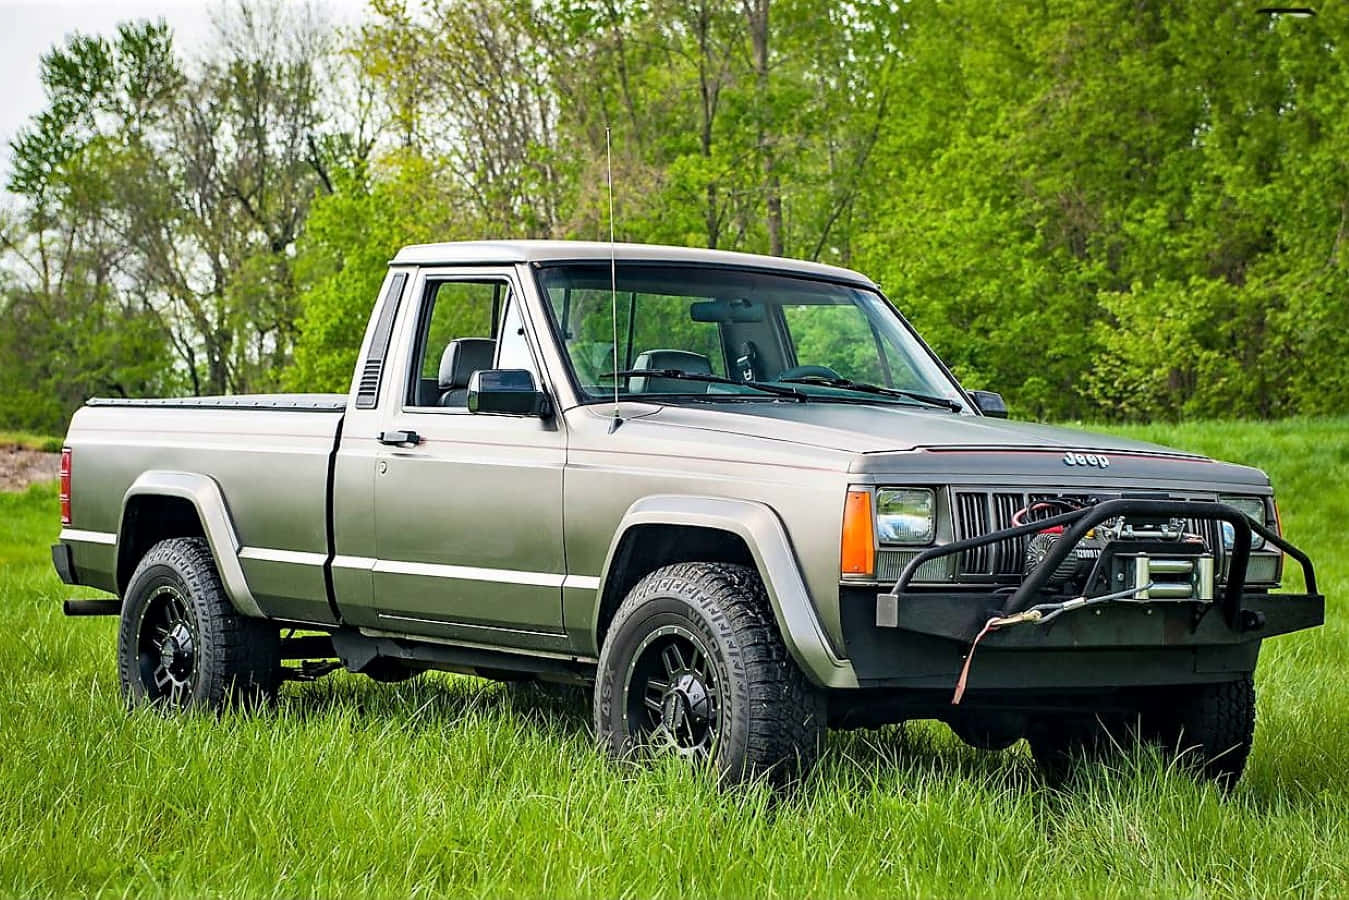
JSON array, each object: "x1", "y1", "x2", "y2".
[{"x1": 0, "y1": 0, "x2": 369, "y2": 178}]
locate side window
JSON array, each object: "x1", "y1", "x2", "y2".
[
  {"x1": 407, "y1": 279, "x2": 536, "y2": 409},
  {"x1": 496, "y1": 296, "x2": 536, "y2": 374}
]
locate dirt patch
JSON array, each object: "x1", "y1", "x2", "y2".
[{"x1": 0, "y1": 445, "x2": 61, "y2": 491}]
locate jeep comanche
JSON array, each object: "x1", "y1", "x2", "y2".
[{"x1": 52, "y1": 240, "x2": 1324, "y2": 786}]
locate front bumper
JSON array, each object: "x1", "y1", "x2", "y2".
[{"x1": 843, "y1": 499, "x2": 1325, "y2": 691}]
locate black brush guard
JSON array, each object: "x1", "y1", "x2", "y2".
[{"x1": 877, "y1": 499, "x2": 1324, "y2": 647}]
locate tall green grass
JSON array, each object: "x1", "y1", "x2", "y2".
[
  {"x1": 2, "y1": 419, "x2": 1347, "y2": 898},
  {"x1": 0, "y1": 431, "x2": 63, "y2": 453}
]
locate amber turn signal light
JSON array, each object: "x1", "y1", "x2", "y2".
[{"x1": 841, "y1": 489, "x2": 876, "y2": 577}]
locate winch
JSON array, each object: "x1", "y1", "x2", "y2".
[{"x1": 1019, "y1": 508, "x2": 1216, "y2": 602}]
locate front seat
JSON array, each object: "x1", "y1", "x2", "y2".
[
  {"x1": 629, "y1": 349, "x2": 713, "y2": 394},
  {"x1": 438, "y1": 338, "x2": 497, "y2": 407}
]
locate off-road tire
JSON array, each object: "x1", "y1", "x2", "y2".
[
  {"x1": 1147, "y1": 676, "x2": 1256, "y2": 789},
  {"x1": 1027, "y1": 712, "x2": 1131, "y2": 783},
  {"x1": 118, "y1": 537, "x2": 280, "y2": 711},
  {"x1": 593, "y1": 562, "x2": 825, "y2": 786},
  {"x1": 1028, "y1": 677, "x2": 1255, "y2": 789}
]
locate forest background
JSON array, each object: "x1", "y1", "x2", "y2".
[{"x1": 1, "y1": 0, "x2": 1341, "y2": 433}]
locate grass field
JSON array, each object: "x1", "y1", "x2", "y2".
[
  {"x1": 2, "y1": 418, "x2": 1346, "y2": 898},
  {"x1": 0, "y1": 431, "x2": 63, "y2": 453}
]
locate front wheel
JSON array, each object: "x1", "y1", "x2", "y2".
[
  {"x1": 1145, "y1": 677, "x2": 1256, "y2": 789},
  {"x1": 117, "y1": 537, "x2": 280, "y2": 711},
  {"x1": 1027, "y1": 677, "x2": 1256, "y2": 789},
  {"x1": 593, "y1": 563, "x2": 824, "y2": 785}
]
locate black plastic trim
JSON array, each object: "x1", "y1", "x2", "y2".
[
  {"x1": 63, "y1": 598, "x2": 122, "y2": 616},
  {"x1": 355, "y1": 271, "x2": 408, "y2": 409},
  {"x1": 51, "y1": 543, "x2": 76, "y2": 585}
]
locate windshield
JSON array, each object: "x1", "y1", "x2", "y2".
[{"x1": 536, "y1": 263, "x2": 967, "y2": 409}]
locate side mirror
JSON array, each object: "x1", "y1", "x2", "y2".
[
  {"x1": 969, "y1": 390, "x2": 1008, "y2": 418},
  {"x1": 467, "y1": 369, "x2": 552, "y2": 418}
]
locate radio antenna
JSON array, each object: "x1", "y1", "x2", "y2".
[{"x1": 606, "y1": 126, "x2": 623, "y2": 433}]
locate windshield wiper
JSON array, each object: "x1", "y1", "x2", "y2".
[
  {"x1": 777, "y1": 375, "x2": 962, "y2": 411},
  {"x1": 606, "y1": 369, "x2": 808, "y2": 402}
]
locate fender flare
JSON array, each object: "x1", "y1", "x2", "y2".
[
  {"x1": 119, "y1": 471, "x2": 264, "y2": 618},
  {"x1": 595, "y1": 495, "x2": 859, "y2": 689}
]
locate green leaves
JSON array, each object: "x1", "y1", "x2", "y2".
[{"x1": 6, "y1": 0, "x2": 1349, "y2": 427}]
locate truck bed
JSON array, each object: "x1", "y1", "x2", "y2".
[{"x1": 61, "y1": 396, "x2": 346, "y2": 625}]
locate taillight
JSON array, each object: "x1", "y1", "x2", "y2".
[
  {"x1": 59, "y1": 447, "x2": 72, "y2": 525},
  {"x1": 840, "y1": 489, "x2": 876, "y2": 577}
]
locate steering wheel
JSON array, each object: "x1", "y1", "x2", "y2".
[{"x1": 776, "y1": 365, "x2": 842, "y2": 382}]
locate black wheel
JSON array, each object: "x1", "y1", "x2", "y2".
[
  {"x1": 1028, "y1": 678, "x2": 1256, "y2": 789},
  {"x1": 593, "y1": 562, "x2": 825, "y2": 785},
  {"x1": 1145, "y1": 676, "x2": 1256, "y2": 789},
  {"x1": 1027, "y1": 712, "x2": 1130, "y2": 783},
  {"x1": 117, "y1": 537, "x2": 280, "y2": 711}
]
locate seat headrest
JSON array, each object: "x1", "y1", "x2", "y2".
[
  {"x1": 632, "y1": 349, "x2": 713, "y2": 376},
  {"x1": 438, "y1": 338, "x2": 497, "y2": 390},
  {"x1": 629, "y1": 349, "x2": 714, "y2": 394}
]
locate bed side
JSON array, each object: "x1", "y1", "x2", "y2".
[{"x1": 58, "y1": 401, "x2": 343, "y2": 625}]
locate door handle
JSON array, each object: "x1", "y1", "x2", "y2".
[{"x1": 378, "y1": 429, "x2": 422, "y2": 446}]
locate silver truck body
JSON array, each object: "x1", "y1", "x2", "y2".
[{"x1": 54, "y1": 241, "x2": 1320, "y2": 697}]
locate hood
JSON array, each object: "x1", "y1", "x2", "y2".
[
  {"x1": 620, "y1": 401, "x2": 1270, "y2": 488},
  {"x1": 636, "y1": 401, "x2": 1199, "y2": 456}
]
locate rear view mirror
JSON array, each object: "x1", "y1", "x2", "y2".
[
  {"x1": 467, "y1": 369, "x2": 552, "y2": 417},
  {"x1": 690, "y1": 297, "x2": 765, "y2": 323},
  {"x1": 969, "y1": 390, "x2": 1008, "y2": 418}
]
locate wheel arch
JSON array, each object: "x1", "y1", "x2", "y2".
[
  {"x1": 593, "y1": 495, "x2": 858, "y2": 689},
  {"x1": 117, "y1": 471, "x2": 264, "y2": 618}
]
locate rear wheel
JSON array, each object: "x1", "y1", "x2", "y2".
[
  {"x1": 593, "y1": 562, "x2": 825, "y2": 785},
  {"x1": 117, "y1": 538, "x2": 280, "y2": 711}
]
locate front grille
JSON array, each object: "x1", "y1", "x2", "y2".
[
  {"x1": 953, "y1": 492, "x2": 989, "y2": 575},
  {"x1": 949, "y1": 488, "x2": 1226, "y2": 582}
]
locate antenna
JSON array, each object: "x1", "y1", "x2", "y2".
[{"x1": 606, "y1": 126, "x2": 623, "y2": 433}]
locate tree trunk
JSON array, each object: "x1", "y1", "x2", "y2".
[{"x1": 744, "y1": 0, "x2": 782, "y2": 256}]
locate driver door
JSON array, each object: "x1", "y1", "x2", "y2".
[{"x1": 370, "y1": 270, "x2": 568, "y2": 652}]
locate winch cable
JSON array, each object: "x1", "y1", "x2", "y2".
[{"x1": 951, "y1": 582, "x2": 1157, "y2": 705}]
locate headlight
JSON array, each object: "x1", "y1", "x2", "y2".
[
  {"x1": 876, "y1": 488, "x2": 935, "y2": 545},
  {"x1": 1219, "y1": 496, "x2": 1267, "y2": 551}
]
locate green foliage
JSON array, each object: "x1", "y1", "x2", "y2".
[
  {"x1": 7, "y1": 1, "x2": 1349, "y2": 426},
  {"x1": 0, "y1": 283, "x2": 175, "y2": 434},
  {"x1": 2, "y1": 417, "x2": 1348, "y2": 896},
  {"x1": 288, "y1": 154, "x2": 482, "y2": 391},
  {"x1": 856, "y1": 0, "x2": 1349, "y2": 420}
]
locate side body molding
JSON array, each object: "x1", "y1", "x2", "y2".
[
  {"x1": 121, "y1": 471, "x2": 265, "y2": 618},
  {"x1": 596, "y1": 495, "x2": 859, "y2": 689}
]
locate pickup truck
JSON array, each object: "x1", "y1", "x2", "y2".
[{"x1": 52, "y1": 240, "x2": 1324, "y2": 787}]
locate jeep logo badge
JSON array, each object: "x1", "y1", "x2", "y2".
[{"x1": 1063, "y1": 451, "x2": 1109, "y2": 468}]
